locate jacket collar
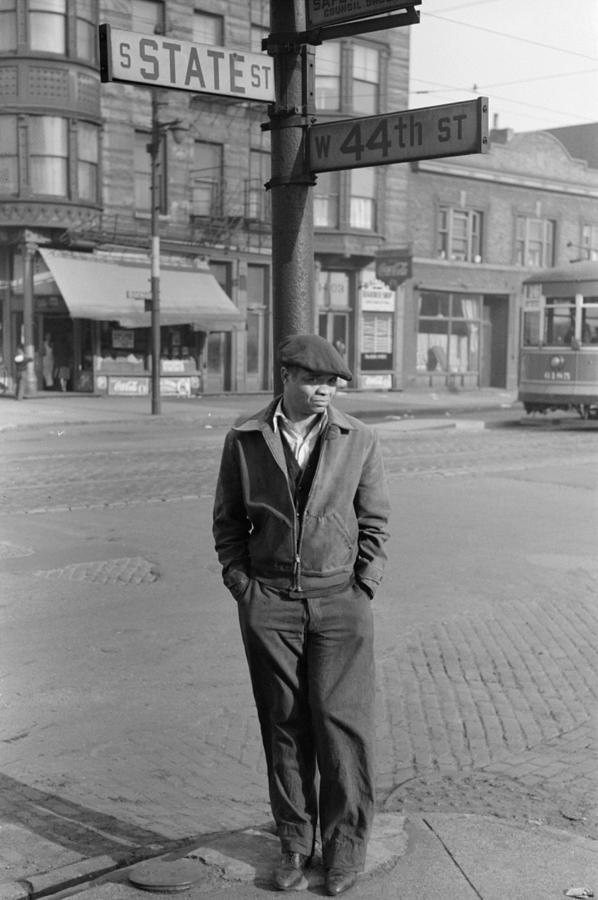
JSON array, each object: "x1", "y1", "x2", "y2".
[{"x1": 232, "y1": 396, "x2": 357, "y2": 434}]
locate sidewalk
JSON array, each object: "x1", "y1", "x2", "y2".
[{"x1": 0, "y1": 386, "x2": 519, "y2": 434}]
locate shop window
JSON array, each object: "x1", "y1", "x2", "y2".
[
  {"x1": 314, "y1": 171, "x2": 340, "y2": 228},
  {"x1": 0, "y1": 115, "x2": 18, "y2": 196},
  {"x1": 132, "y1": 0, "x2": 164, "y2": 34},
  {"x1": 515, "y1": 216, "x2": 555, "y2": 267},
  {"x1": 193, "y1": 10, "x2": 224, "y2": 44},
  {"x1": 75, "y1": 0, "x2": 97, "y2": 62},
  {"x1": 29, "y1": 0, "x2": 66, "y2": 54},
  {"x1": 0, "y1": 1, "x2": 17, "y2": 52},
  {"x1": 315, "y1": 40, "x2": 341, "y2": 111},
  {"x1": 247, "y1": 149, "x2": 270, "y2": 222},
  {"x1": 77, "y1": 122, "x2": 99, "y2": 202},
  {"x1": 417, "y1": 291, "x2": 481, "y2": 374},
  {"x1": 192, "y1": 140, "x2": 223, "y2": 217},
  {"x1": 438, "y1": 207, "x2": 483, "y2": 262},
  {"x1": 581, "y1": 224, "x2": 598, "y2": 261},
  {"x1": 134, "y1": 129, "x2": 166, "y2": 213},
  {"x1": 247, "y1": 264, "x2": 269, "y2": 376},
  {"x1": 350, "y1": 167, "x2": 376, "y2": 230},
  {"x1": 29, "y1": 116, "x2": 68, "y2": 196},
  {"x1": 352, "y1": 44, "x2": 379, "y2": 115}
]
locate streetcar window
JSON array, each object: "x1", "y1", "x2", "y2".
[
  {"x1": 544, "y1": 300, "x2": 574, "y2": 345},
  {"x1": 522, "y1": 311, "x2": 540, "y2": 346},
  {"x1": 583, "y1": 303, "x2": 598, "y2": 343}
]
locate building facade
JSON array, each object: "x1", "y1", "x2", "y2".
[
  {"x1": 0, "y1": 0, "x2": 413, "y2": 396},
  {"x1": 401, "y1": 125, "x2": 598, "y2": 391}
]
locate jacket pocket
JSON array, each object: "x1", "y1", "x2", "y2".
[{"x1": 300, "y1": 510, "x2": 358, "y2": 574}]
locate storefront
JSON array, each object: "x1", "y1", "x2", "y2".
[{"x1": 25, "y1": 248, "x2": 245, "y2": 395}]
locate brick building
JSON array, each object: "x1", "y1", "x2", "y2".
[
  {"x1": 401, "y1": 124, "x2": 598, "y2": 391},
  {"x1": 0, "y1": 0, "x2": 412, "y2": 396}
]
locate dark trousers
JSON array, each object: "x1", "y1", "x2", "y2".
[{"x1": 237, "y1": 579, "x2": 375, "y2": 871}]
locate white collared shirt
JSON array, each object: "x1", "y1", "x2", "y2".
[{"x1": 273, "y1": 399, "x2": 327, "y2": 470}]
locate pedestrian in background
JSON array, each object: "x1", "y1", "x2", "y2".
[
  {"x1": 14, "y1": 345, "x2": 31, "y2": 401},
  {"x1": 213, "y1": 334, "x2": 390, "y2": 895}
]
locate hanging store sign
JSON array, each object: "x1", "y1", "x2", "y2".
[
  {"x1": 306, "y1": 0, "x2": 419, "y2": 29},
  {"x1": 310, "y1": 98, "x2": 488, "y2": 173},
  {"x1": 99, "y1": 25, "x2": 275, "y2": 102}
]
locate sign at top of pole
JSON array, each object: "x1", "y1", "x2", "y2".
[
  {"x1": 99, "y1": 24, "x2": 274, "y2": 102},
  {"x1": 306, "y1": 0, "x2": 420, "y2": 29}
]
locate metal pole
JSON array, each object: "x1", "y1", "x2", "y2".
[
  {"x1": 150, "y1": 89, "x2": 161, "y2": 415},
  {"x1": 269, "y1": 0, "x2": 314, "y2": 394},
  {"x1": 22, "y1": 240, "x2": 37, "y2": 397}
]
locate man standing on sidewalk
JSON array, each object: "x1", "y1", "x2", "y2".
[{"x1": 213, "y1": 334, "x2": 390, "y2": 895}]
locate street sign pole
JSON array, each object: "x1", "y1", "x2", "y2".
[{"x1": 267, "y1": 0, "x2": 316, "y2": 394}]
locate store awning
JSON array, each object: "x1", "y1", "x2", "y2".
[{"x1": 39, "y1": 248, "x2": 245, "y2": 331}]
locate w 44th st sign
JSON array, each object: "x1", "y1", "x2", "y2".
[{"x1": 310, "y1": 98, "x2": 488, "y2": 172}]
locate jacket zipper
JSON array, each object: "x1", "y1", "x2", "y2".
[{"x1": 292, "y1": 424, "x2": 329, "y2": 592}]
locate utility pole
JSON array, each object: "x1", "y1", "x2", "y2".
[
  {"x1": 268, "y1": 0, "x2": 315, "y2": 393},
  {"x1": 149, "y1": 88, "x2": 162, "y2": 416}
]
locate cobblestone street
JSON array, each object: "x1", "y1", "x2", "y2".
[{"x1": 0, "y1": 418, "x2": 597, "y2": 887}]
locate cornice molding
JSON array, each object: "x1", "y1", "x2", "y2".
[{"x1": 413, "y1": 159, "x2": 598, "y2": 199}]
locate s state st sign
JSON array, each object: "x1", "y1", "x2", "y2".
[
  {"x1": 309, "y1": 98, "x2": 488, "y2": 173},
  {"x1": 99, "y1": 24, "x2": 274, "y2": 102}
]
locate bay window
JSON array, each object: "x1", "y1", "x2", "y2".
[
  {"x1": 77, "y1": 122, "x2": 99, "y2": 202},
  {"x1": 314, "y1": 171, "x2": 340, "y2": 228},
  {"x1": 0, "y1": 0, "x2": 17, "y2": 52},
  {"x1": 350, "y1": 167, "x2": 376, "y2": 230},
  {"x1": 0, "y1": 115, "x2": 18, "y2": 196},
  {"x1": 29, "y1": 116, "x2": 68, "y2": 196},
  {"x1": 315, "y1": 41, "x2": 341, "y2": 111},
  {"x1": 29, "y1": 0, "x2": 66, "y2": 54},
  {"x1": 352, "y1": 44, "x2": 380, "y2": 115}
]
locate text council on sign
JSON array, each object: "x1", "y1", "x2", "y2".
[{"x1": 108, "y1": 28, "x2": 275, "y2": 102}]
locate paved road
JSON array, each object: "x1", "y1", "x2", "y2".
[{"x1": 0, "y1": 420, "x2": 596, "y2": 885}]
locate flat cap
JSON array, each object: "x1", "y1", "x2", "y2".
[{"x1": 279, "y1": 333, "x2": 352, "y2": 381}]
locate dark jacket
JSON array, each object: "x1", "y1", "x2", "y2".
[{"x1": 213, "y1": 398, "x2": 390, "y2": 599}]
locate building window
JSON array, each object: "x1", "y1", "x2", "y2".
[
  {"x1": 515, "y1": 216, "x2": 555, "y2": 267},
  {"x1": 29, "y1": 0, "x2": 67, "y2": 54},
  {"x1": 132, "y1": 0, "x2": 164, "y2": 34},
  {"x1": 246, "y1": 264, "x2": 269, "y2": 376},
  {"x1": 417, "y1": 291, "x2": 481, "y2": 374},
  {"x1": 134, "y1": 129, "x2": 166, "y2": 212},
  {"x1": 438, "y1": 207, "x2": 483, "y2": 262},
  {"x1": 0, "y1": 0, "x2": 17, "y2": 52},
  {"x1": 315, "y1": 41, "x2": 341, "y2": 111},
  {"x1": 250, "y1": 24, "x2": 267, "y2": 52},
  {"x1": 247, "y1": 149, "x2": 270, "y2": 222},
  {"x1": 314, "y1": 171, "x2": 340, "y2": 228},
  {"x1": 192, "y1": 140, "x2": 222, "y2": 216},
  {"x1": 352, "y1": 44, "x2": 379, "y2": 115},
  {"x1": 77, "y1": 122, "x2": 99, "y2": 202},
  {"x1": 29, "y1": 116, "x2": 68, "y2": 196},
  {"x1": 350, "y1": 167, "x2": 376, "y2": 230},
  {"x1": 193, "y1": 10, "x2": 223, "y2": 44},
  {"x1": 76, "y1": 0, "x2": 97, "y2": 62},
  {"x1": 0, "y1": 115, "x2": 18, "y2": 196},
  {"x1": 581, "y1": 224, "x2": 598, "y2": 260}
]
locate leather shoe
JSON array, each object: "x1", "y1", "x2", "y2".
[
  {"x1": 325, "y1": 869, "x2": 358, "y2": 896},
  {"x1": 273, "y1": 852, "x2": 309, "y2": 891}
]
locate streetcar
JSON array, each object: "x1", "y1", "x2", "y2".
[{"x1": 518, "y1": 260, "x2": 598, "y2": 418}]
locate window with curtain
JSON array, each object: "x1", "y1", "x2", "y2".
[
  {"x1": 77, "y1": 122, "x2": 99, "y2": 202},
  {"x1": 417, "y1": 291, "x2": 481, "y2": 373},
  {"x1": 315, "y1": 41, "x2": 341, "y2": 111},
  {"x1": 29, "y1": 116, "x2": 68, "y2": 196},
  {"x1": 0, "y1": 0, "x2": 17, "y2": 52},
  {"x1": 193, "y1": 10, "x2": 223, "y2": 44},
  {"x1": 350, "y1": 167, "x2": 376, "y2": 230},
  {"x1": 438, "y1": 206, "x2": 483, "y2": 261},
  {"x1": 0, "y1": 115, "x2": 18, "y2": 196},
  {"x1": 247, "y1": 149, "x2": 270, "y2": 222},
  {"x1": 192, "y1": 141, "x2": 222, "y2": 216},
  {"x1": 582, "y1": 224, "x2": 598, "y2": 260},
  {"x1": 314, "y1": 171, "x2": 340, "y2": 228},
  {"x1": 29, "y1": 0, "x2": 66, "y2": 54},
  {"x1": 134, "y1": 129, "x2": 166, "y2": 212},
  {"x1": 132, "y1": 0, "x2": 164, "y2": 34},
  {"x1": 515, "y1": 216, "x2": 555, "y2": 267},
  {"x1": 76, "y1": 0, "x2": 97, "y2": 62},
  {"x1": 352, "y1": 44, "x2": 379, "y2": 115}
]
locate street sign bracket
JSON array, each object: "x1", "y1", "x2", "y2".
[
  {"x1": 265, "y1": 173, "x2": 317, "y2": 190},
  {"x1": 263, "y1": 7, "x2": 419, "y2": 50}
]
